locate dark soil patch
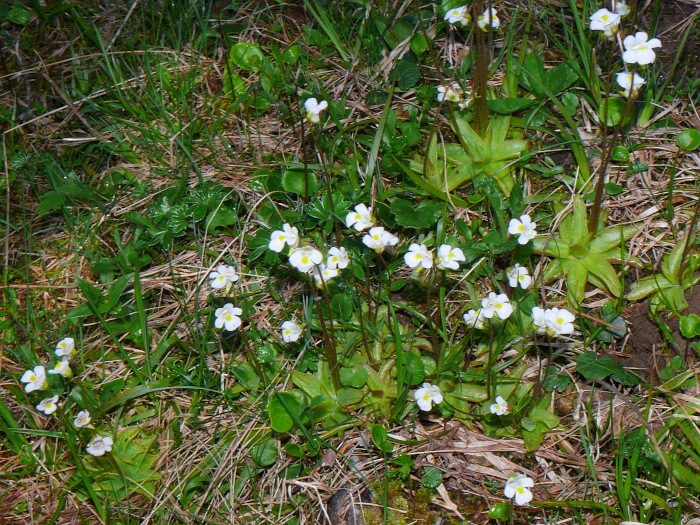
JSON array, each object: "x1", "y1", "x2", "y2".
[
  {"x1": 651, "y1": 1, "x2": 700, "y2": 87},
  {"x1": 623, "y1": 286, "x2": 700, "y2": 377}
]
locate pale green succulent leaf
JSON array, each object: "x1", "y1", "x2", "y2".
[
  {"x1": 661, "y1": 236, "x2": 688, "y2": 283},
  {"x1": 589, "y1": 225, "x2": 639, "y2": 254},
  {"x1": 581, "y1": 255, "x2": 622, "y2": 297},
  {"x1": 542, "y1": 258, "x2": 563, "y2": 282},
  {"x1": 531, "y1": 237, "x2": 571, "y2": 258},
  {"x1": 565, "y1": 260, "x2": 588, "y2": 307},
  {"x1": 626, "y1": 274, "x2": 674, "y2": 302}
]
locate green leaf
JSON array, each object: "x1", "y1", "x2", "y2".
[
  {"x1": 421, "y1": 466, "x2": 443, "y2": 489},
  {"x1": 680, "y1": 314, "x2": 700, "y2": 339},
  {"x1": 599, "y1": 97, "x2": 629, "y2": 126},
  {"x1": 390, "y1": 198, "x2": 442, "y2": 229},
  {"x1": 229, "y1": 43, "x2": 265, "y2": 71},
  {"x1": 576, "y1": 351, "x2": 640, "y2": 386},
  {"x1": 389, "y1": 59, "x2": 421, "y2": 90},
  {"x1": 521, "y1": 53, "x2": 546, "y2": 98},
  {"x1": 340, "y1": 367, "x2": 368, "y2": 388},
  {"x1": 206, "y1": 207, "x2": 238, "y2": 231},
  {"x1": 543, "y1": 371, "x2": 572, "y2": 393},
  {"x1": 409, "y1": 33, "x2": 429, "y2": 55},
  {"x1": 487, "y1": 98, "x2": 537, "y2": 114},
  {"x1": 544, "y1": 61, "x2": 578, "y2": 95},
  {"x1": 336, "y1": 387, "x2": 364, "y2": 406},
  {"x1": 370, "y1": 424, "x2": 393, "y2": 452},
  {"x1": 401, "y1": 353, "x2": 426, "y2": 386},
  {"x1": 281, "y1": 170, "x2": 318, "y2": 196},
  {"x1": 7, "y1": 6, "x2": 33, "y2": 25},
  {"x1": 331, "y1": 293, "x2": 355, "y2": 321},
  {"x1": 677, "y1": 129, "x2": 700, "y2": 151},
  {"x1": 268, "y1": 392, "x2": 302, "y2": 433},
  {"x1": 251, "y1": 438, "x2": 278, "y2": 467},
  {"x1": 37, "y1": 191, "x2": 66, "y2": 215}
]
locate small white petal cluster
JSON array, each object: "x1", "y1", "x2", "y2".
[
  {"x1": 404, "y1": 244, "x2": 433, "y2": 270},
  {"x1": 214, "y1": 303, "x2": 243, "y2": 331},
  {"x1": 269, "y1": 223, "x2": 300, "y2": 253},
  {"x1": 304, "y1": 98, "x2": 328, "y2": 124},
  {"x1": 20, "y1": 366, "x2": 48, "y2": 393},
  {"x1": 74, "y1": 410, "x2": 92, "y2": 428},
  {"x1": 489, "y1": 395, "x2": 510, "y2": 416},
  {"x1": 481, "y1": 292, "x2": 513, "y2": 320},
  {"x1": 86, "y1": 435, "x2": 113, "y2": 457},
  {"x1": 508, "y1": 214, "x2": 537, "y2": 245},
  {"x1": 436, "y1": 83, "x2": 462, "y2": 103},
  {"x1": 531, "y1": 307, "x2": 576, "y2": 336},
  {"x1": 616, "y1": 72, "x2": 646, "y2": 98},
  {"x1": 327, "y1": 247, "x2": 350, "y2": 270},
  {"x1": 55, "y1": 337, "x2": 76, "y2": 359},
  {"x1": 504, "y1": 474, "x2": 535, "y2": 505},
  {"x1": 436, "y1": 244, "x2": 466, "y2": 271},
  {"x1": 507, "y1": 264, "x2": 532, "y2": 289},
  {"x1": 345, "y1": 204, "x2": 374, "y2": 231},
  {"x1": 48, "y1": 359, "x2": 73, "y2": 378},
  {"x1": 613, "y1": 1, "x2": 629, "y2": 16},
  {"x1": 313, "y1": 264, "x2": 339, "y2": 287},
  {"x1": 589, "y1": 8, "x2": 621, "y2": 37},
  {"x1": 209, "y1": 264, "x2": 239, "y2": 290},
  {"x1": 414, "y1": 383, "x2": 443, "y2": 411},
  {"x1": 289, "y1": 246, "x2": 324, "y2": 273},
  {"x1": 362, "y1": 227, "x2": 399, "y2": 253},
  {"x1": 36, "y1": 395, "x2": 60, "y2": 415},
  {"x1": 623, "y1": 32, "x2": 661, "y2": 65},
  {"x1": 281, "y1": 320, "x2": 302, "y2": 343},
  {"x1": 477, "y1": 8, "x2": 500, "y2": 31},
  {"x1": 463, "y1": 309, "x2": 486, "y2": 329},
  {"x1": 444, "y1": 6, "x2": 470, "y2": 27}
]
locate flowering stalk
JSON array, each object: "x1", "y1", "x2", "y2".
[{"x1": 472, "y1": 0, "x2": 490, "y2": 137}]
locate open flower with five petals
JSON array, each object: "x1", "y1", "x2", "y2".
[
  {"x1": 86, "y1": 435, "x2": 113, "y2": 457},
  {"x1": 481, "y1": 292, "x2": 513, "y2": 320},
  {"x1": 589, "y1": 8, "x2": 621, "y2": 37},
  {"x1": 281, "y1": 320, "x2": 302, "y2": 343},
  {"x1": 269, "y1": 223, "x2": 299, "y2": 253},
  {"x1": 289, "y1": 246, "x2": 324, "y2": 273},
  {"x1": 36, "y1": 395, "x2": 60, "y2": 415},
  {"x1": 616, "y1": 71, "x2": 645, "y2": 98},
  {"x1": 463, "y1": 309, "x2": 486, "y2": 329},
  {"x1": 345, "y1": 204, "x2": 374, "y2": 231},
  {"x1": 404, "y1": 244, "x2": 433, "y2": 270},
  {"x1": 623, "y1": 32, "x2": 661, "y2": 65},
  {"x1": 444, "y1": 6, "x2": 470, "y2": 27},
  {"x1": 436, "y1": 244, "x2": 466, "y2": 271},
  {"x1": 214, "y1": 303, "x2": 243, "y2": 331},
  {"x1": 48, "y1": 359, "x2": 73, "y2": 378},
  {"x1": 508, "y1": 214, "x2": 537, "y2": 245},
  {"x1": 312, "y1": 264, "x2": 339, "y2": 287},
  {"x1": 490, "y1": 395, "x2": 510, "y2": 415},
  {"x1": 362, "y1": 227, "x2": 399, "y2": 253},
  {"x1": 477, "y1": 8, "x2": 500, "y2": 31},
  {"x1": 209, "y1": 264, "x2": 239, "y2": 290},
  {"x1": 21, "y1": 366, "x2": 48, "y2": 393},
  {"x1": 74, "y1": 410, "x2": 92, "y2": 428},
  {"x1": 414, "y1": 383, "x2": 443, "y2": 411},
  {"x1": 327, "y1": 247, "x2": 350, "y2": 270},
  {"x1": 55, "y1": 337, "x2": 76, "y2": 359},
  {"x1": 507, "y1": 264, "x2": 532, "y2": 289},
  {"x1": 504, "y1": 474, "x2": 535, "y2": 505}
]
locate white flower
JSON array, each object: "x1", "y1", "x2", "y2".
[
  {"x1": 507, "y1": 264, "x2": 532, "y2": 289},
  {"x1": 55, "y1": 337, "x2": 76, "y2": 359},
  {"x1": 589, "y1": 8, "x2": 621, "y2": 37},
  {"x1": 86, "y1": 435, "x2": 113, "y2": 457},
  {"x1": 362, "y1": 227, "x2": 399, "y2": 253},
  {"x1": 20, "y1": 366, "x2": 48, "y2": 393},
  {"x1": 623, "y1": 32, "x2": 661, "y2": 65},
  {"x1": 345, "y1": 204, "x2": 374, "y2": 231},
  {"x1": 209, "y1": 264, "x2": 239, "y2": 290},
  {"x1": 289, "y1": 246, "x2": 324, "y2": 273},
  {"x1": 463, "y1": 309, "x2": 485, "y2": 329},
  {"x1": 47, "y1": 359, "x2": 73, "y2": 378},
  {"x1": 477, "y1": 8, "x2": 500, "y2": 31},
  {"x1": 444, "y1": 6, "x2": 470, "y2": 26},
  {"x1": 504, "y1": 474, "x2": 535, "y2": 505},
  {"x1": 435, "y1": 244, "x2": 466, "y2": 271},
  {"x1": 547, "y1": 307, "x2": 576, "y2": 335},
  {"x1": 404, "y1": 243, "x2": 433, "y2": 270},
  {"x1": 489, "y1": 396, "x2": 510, "y2": 415},
  {"x1": 616, "y1": 71, "x2": 646, "y2": 98},
  {"x1": 74, "y1": 410, "x2": 92, "y2": 428},
  {"x1": 613, "y1": 1, "x2": 629, "y2": 16},
  {"x1": 36, "y1": 395, "x2": 60, "y2": 415},
  {"x1": 214, "y1": 303, "x2": 243, "y2": 331},
  {"x1": 414, "y1": 383, "x2": 443, "y2": 411},
  {"x1": 531, "y1": 306, "x2": 576, "y2": 336},
  {"x1": 304, "y1": 98, "x2": 328, "y2": 124},
  {"x1": 531, "y1": 306, "x2": 549, "y2": 334},
  {"x1": 437, "y1": 83, "x2": 463, "y2": 103},
  {"x1": 481, "y1": 292, "x2": 513, "y2": 320},
  {"x1": 281, "y1": 321, "x2": 302, "y2": 343},
  {"x1": 269, "y1": 223, "x2": 299, "y2": 253},
  {"x1": 508, "y1": 214, "x2": 537, "y2": 245},
  {"x1": 327, "y1": 247, "x2": 350, "y2": 270},
  {"x1": 312, "y1": 264, "x2": 339, "y2": 287}
]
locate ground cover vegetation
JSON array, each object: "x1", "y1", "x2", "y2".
[{"x1": 1, "y1": 0, "x2": 700, "y2": 523}]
